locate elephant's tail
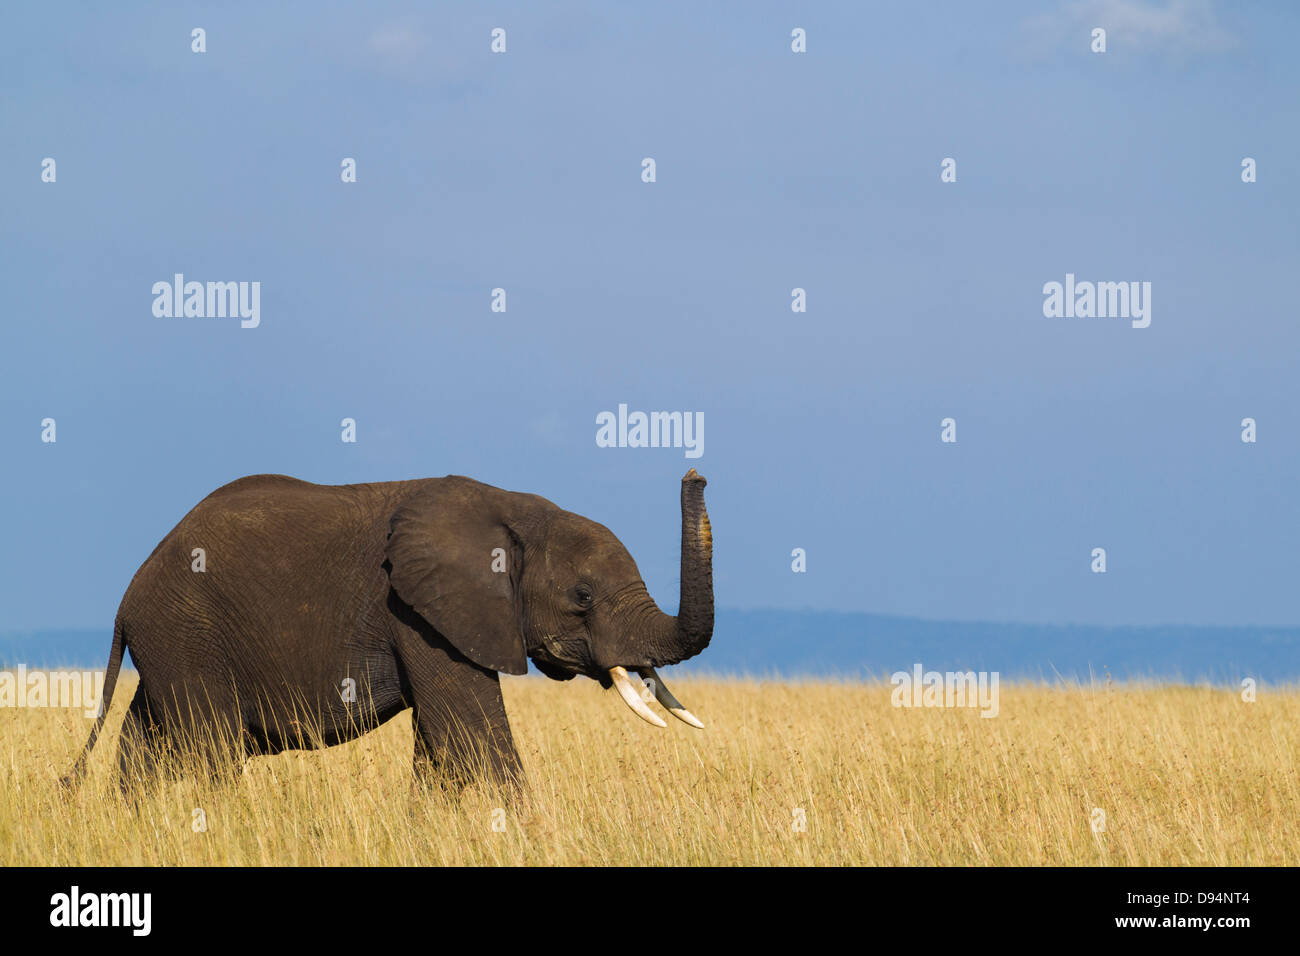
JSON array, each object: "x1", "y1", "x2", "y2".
[{"x1": 59, "y1": 615, "x2": 127, "y2": 789}]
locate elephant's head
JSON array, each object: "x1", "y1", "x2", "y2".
[{"x1": 385, "y1": 469, "x2": 713, "y2": 728}]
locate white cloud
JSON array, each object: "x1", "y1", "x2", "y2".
[
  {"x1": 367, "y1": 21, "x2": 429, "y2": 67},
  {"x1": 1026, "y1": 0, "x2": 1236, "y2": 55}
]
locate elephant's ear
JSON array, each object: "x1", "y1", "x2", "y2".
[{"x1": 385, "y1": 477, "x2": 543, "y2": 675}]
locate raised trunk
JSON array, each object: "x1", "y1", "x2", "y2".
[
  {"x1": 674, "y1": 468, "x2": 714, "y2": 656},
  {"x1": 639, "y1": 469, "x2": 713, "y2": 667}
]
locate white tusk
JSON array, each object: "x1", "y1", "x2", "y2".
[
  {"x1": 609, "y1": 666, "x2": 667, "y2": 728},
  {"x1": 637, "y1": 667, "x2": 704, "y2": 729}
]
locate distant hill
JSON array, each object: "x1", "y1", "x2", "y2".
[
  {"x1": 4, "y1": 610, "x2": 1299, "y2": 685},
  {"x1": 671, "y1": 610, "x2": 1300, "y2": 684},
  {"x1": 0, "y1": 630, "x2": 134, "y2": 670}
]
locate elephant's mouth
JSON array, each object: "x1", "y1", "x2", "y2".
[
  {"x1": 528, "y1": 632, "x2": 589, "y2": 678},
  {"x1": 607, "y1": 666, "x2": 704, "y2": 730},
  {"x1": 529, "y1": 635, "x2": 703, "y2": 730}
]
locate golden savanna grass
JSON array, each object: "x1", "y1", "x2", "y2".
[{"x1": 2, "y1": 672, "x2": 1297, "y2": 865}]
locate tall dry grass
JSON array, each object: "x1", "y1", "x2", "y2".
[{"x1": 2, "y1": 672, "x2": 1296, "y2": 865}]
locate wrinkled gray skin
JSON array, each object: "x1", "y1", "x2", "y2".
[{"x1": 64, "y1": 470, "x2": 714, "y2": 792}]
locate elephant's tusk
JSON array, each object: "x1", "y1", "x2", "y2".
[
  {"x1": 637, "y1": 667, "x2": 705, "y2": 729},
  {"x1": 609, "y1": 666, "x2": 667, "y2": 728}
]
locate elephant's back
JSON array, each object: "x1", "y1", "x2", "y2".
[
  {"x1": 116, "y1": 474, "x2": 417, "y2": 686},
  {"x1": 118, "y1": 475, "x2": 410, "y2": 621},
  {"x1": 167, "y1": 475, "x2": 366, "y2": 549}
]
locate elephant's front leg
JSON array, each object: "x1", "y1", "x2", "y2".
[{"x1": 405, "y1": 654, "x2": 525, "y2": 795}]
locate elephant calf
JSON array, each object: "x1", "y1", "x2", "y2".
[{"x1": 64, "y1": 470, "x2": 713, "y2": 791}]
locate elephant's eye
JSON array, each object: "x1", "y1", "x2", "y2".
[{"x1": 574, "y1": 585, "x2": 594, "y2": 608}]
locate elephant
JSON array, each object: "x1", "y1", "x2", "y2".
[{"x1": 63, "y1": 469, "x2": 714, "y2": 792}]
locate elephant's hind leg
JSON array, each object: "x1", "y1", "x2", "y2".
[
  {"x1": 116, "y1": 686, "x2": 247, "y2": 795},
  {"x1": 115, "y1": 687, "x2": 173, "y2": 797}
]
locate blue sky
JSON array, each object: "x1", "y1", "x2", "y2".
[{"x1": 2, "y1": 1, "x2": 1297, "y2": 633}]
